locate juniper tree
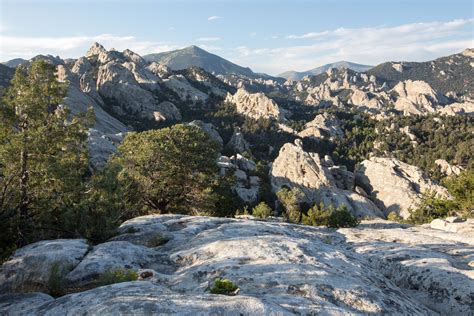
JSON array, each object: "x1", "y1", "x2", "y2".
[
  {"x1": 0, "y1": 60, "x2": 92, "y2": 251},
  {"x1": 114, "y1": 124, "x2": 224, "y2": 216}
]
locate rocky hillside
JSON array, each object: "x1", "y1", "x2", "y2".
[
  {"x1": 1, "y1": 214, "x2": 472, "y2": 314},
  {"x1": 285, "y1": 66, "x2": 473, "y2": 117},
  {"x1": 368, "y1": 48, "x2": 474, "y2": 98},
  {"x1": 279, "y1": 61, "x2": 373, "y2": 81}
]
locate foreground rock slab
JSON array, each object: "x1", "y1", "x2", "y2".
[
  {"x1": 1, "y1": 215, "x2": 472, "y2": 315},
  {"x1": 0, "y1": 239, "x2": 89, "y2": 293}
]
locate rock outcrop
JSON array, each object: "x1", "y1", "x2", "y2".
[
  {"x1": 392, "y1": 80, "x2": 446, "y2": 115},
  {"x1": 218, "y1": 155, "x2": 260, "y2": 203},
  {"x1": 153, "y1": 101, "x2": 182, "y2": 122},
  {"x1": 438, "y1": 100, "x2": 474, "y2": 116},
  {"x1": 298, "y1": 112, "x2": 343, "y2": 139},
  {"x1": 95, "y1": 61, "x2": 161, "y2": 120},
  {"x1": 270, "y1": 141, "x2": 384, "y2": 218},
  {"x1": 435, "y1": 159, "x2": 463, "y2": 176},
  {"x1": 187, "y1": 120, "x2": 223, "y2": 147},
  {"x1": 227, "y1": 129, "x2": 251, "y2": 154},
  {"x1": 1, "y1": 215, "x2": 472, "y2": 314},
  {"x1": 162, "y1": 75, "x2": 208, "y2": 104},
  {"x1": 225, "y1": 88, "x2": 285, "y2": 121},
  {"x1": 356, "y1": 157, "x2": 451, "y2": 218}
]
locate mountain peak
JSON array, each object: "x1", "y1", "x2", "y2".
[
  {"x1": 143, "y1": 46, "x2": 265, "y2": 79},
  {"x1": 462, "y1": 48, "x2": 474, "y2": 58},
  {"x1": 86, "y1": 42, "x2": 107, "y2": 57},
  {"x1": 183, "y1": 45, "x2": 206, "y2": 54}
]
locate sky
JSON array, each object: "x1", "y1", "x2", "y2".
[{"x1": 0, "y1": 0, "x2": 473, "y2": 75}]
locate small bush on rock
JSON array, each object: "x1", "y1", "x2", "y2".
[
  {"x1": 303, "y1": 204, "x2": 359, "y2": 228},
  {"x1": 277, "y1": 188, "x2": 304, "y2": 223},
  {"x1": 252, "y1": 202, "x2": 272, "y2": 219},
  {"x1": 387, "y1": 211, "x2": 404, "y2": 222},
  {"x1": 328, "y1": 205, "x2": 360, "y2": 228},
  {"x1": 210, "y1": 278, "x2": 239, "y2": 295},
  {"x1": 48, "y1": 262, "x2": 69, "y2": 297},
  {"x1": 406, "y1": 191, "x2": 457, "y2": 224},
  {"x1": 97, "y1": 268, "x2": 138, "y2": 286}
]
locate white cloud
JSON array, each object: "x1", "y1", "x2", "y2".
[
  {"x1": 196, "y1": 37, "x2": 221, "y2": 42},
  {"x1": 249, "y1": 32, "x2": 257, "y2": 37},
  {"x1": 207, "y1": 16, "x2": 222, "y2": 21},
  {"x1": 230, "y1": 19, "x2": 474, "y2": 74},
  {"x1": 287, "y1": 31, "x2": 329, "y2": 39},
  {"x1": 0, "y1": 34, "x2": 179, "y2": 61}
]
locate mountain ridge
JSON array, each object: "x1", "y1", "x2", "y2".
[
  {"x1": 143, "y1": 45, "x2": 280, "y2": 80},
  {"x1": 278, "y1": 61, "x2": 373, "y2": 81}
]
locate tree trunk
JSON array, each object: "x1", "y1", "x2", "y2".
[{"x1": 17, "y1": 120, "x2": 29, "y2": 247}]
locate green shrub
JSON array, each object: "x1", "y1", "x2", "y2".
[
  {"x1": 327, "y1": 205, "x2": 360, "y2": 228},
  {"x1": 406, "y1": 191, "x2": 457, "y2": 224},
  {"x1": 277, "y1": 188, "x2": 304, "y2": 223},
  {"x1": 48, "y1": 262, "x2": 68, "y2": 297},
  {"x1": 97, "y1": 268, "x2": 138, "y2": 286},
  {"x1": 443, "y1": 170, "x2": 474, "y2": 217},
  {"x1": 387, "y1": 211, "x2": 404, "y2": 222},
  {"x1": 252, "y1": 202, "x2": 272, "y2": 219},
  {"x1": 303, "y1": 204, "x2": 359, "y2": 228},
  {"x1": 146, "y1": 234, "x2": 169, "y2": 248},
  {"x1": 210, "y1": 278, "x2": 239, "y2": 295},
  {"x1": 302, "y1": 203, "x2": 331, "y2": 226}
]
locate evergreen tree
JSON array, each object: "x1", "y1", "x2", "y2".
[
  {"x1": 114, "y1": 124, "x2": 225, "y2": 215},
  {"x1": 0, "y1": 60, "x2": 92, "y2": 253}
]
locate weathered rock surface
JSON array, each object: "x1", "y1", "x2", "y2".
[
  {"x1": 2, "y1": 215, "x2": 472, "y2": 314},
  {"x1": 187, "y1": 120, "x2": 223, "y2": 147},
  {"x1": 298, "y1": 112, "x2": 343, "y2": 139},
  {"x1": 339, "y1": 220, "x2": 474, "y2": 315},
  {"x1": 270, "y1": 141, "x2": 384, "y2": 218},
  {"x1": 0, "y1": 292, "x2": 54, "y2": 315},
  {"x1": 356, "y1": 157, "x2": 451, "y2": 218},
  {"x1": 65, "y1": 241, "x2": 158, "y2": 288},
  {"x1": 225, "y1": 88, "x2": 285, "y2": 121},
  {"x1": 162, "y1": 75, "x2": 209, "y2": 103},
  {"x1": 438, "y1": 101, "x2": 474, "y2": 116},
  {"x1": 392, "y1": 80, "x2": 445, "y2": 115},
  {"x1": 87, "y1": 129, "x2": 125, "y2": 169},
  {"x1": 0, "y1": 239, "x2": 89, "y2": 293},
  {"x1": 153, "y1": 101, "x2": 182, "y2": 122},
  {"x1": 227, "y1": 129, "x2": 251, "y2": 154},
  {"x1": 435, "y1": 159, "x2": 463, "y2": 176},
  {"x1": 96, "y1": 61, "x2": 160, "y2": 120},
  {"x1": 218, "y1": 154, "x2": 260, "y2": 203},
  {"x1": 430, "y1": 218, "x2": 474, "y2": 234}
]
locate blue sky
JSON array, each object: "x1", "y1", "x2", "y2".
[{"x1": 0, "y1": 0, "x2": 473, "y2": 74}]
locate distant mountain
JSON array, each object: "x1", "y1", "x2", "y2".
[
  {"x1": 144, "y1": 45, "x2": 277, "y2": 80},
  {"x1": 2, "y1": 58, "x2": 28, "y2": 68},
  {"x1": 368, "y1": 48, "x2": 474, "y2": 97},
  {"x1": 278, "y1": 61, "x2": 373, "y2": 81}
]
